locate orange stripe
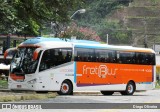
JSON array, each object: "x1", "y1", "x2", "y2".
[
  {"x1": 10, "y1": 74, "x2": 24, "y2": 80},
  {"x1": 76, "y1": 62, "x2": 153, "y2": 85},
  {"x1": 125, "y1": 50, "x2": 153, "y2": 53}
]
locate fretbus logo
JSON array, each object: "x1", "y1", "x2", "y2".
[{"x1": 83, "y1": 65, "x2": 118, "y2": 78}]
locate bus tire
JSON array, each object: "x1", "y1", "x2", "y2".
[
  {"x1": 120, "y1": 81, "x2": 135, "y2": 95},
  {"x1": 101, "y1": 91, "x2": 114, "y2": 95},
  {"x1": 57, "y1": 80, "x2": 73, "y2": 95}
]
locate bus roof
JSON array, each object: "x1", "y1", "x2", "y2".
[
  {"x1": 19, "y1": 37, "x2": 155, "y2": 53},
  {"x1": 21, "y1": 37, "x2": 100, "y2": 45},
  {"x1": 74, "y1": 43, "x2": 155, "y2": 53}
]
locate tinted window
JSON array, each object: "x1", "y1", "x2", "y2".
[
  {"x1": 118, "y1": 52, "x2": 136, "y2": 64},
  {"x1": 39, "y1": 48, "x2": 72, "y2": 72},
  {"x1": 95, "y1": 49, "x2": 117, "y2": 63},
  {"x1": 136, "y1": 52, "x2": 155, "y2": 65},
  {"x1": 74, "y1": 48, "x2": 155, "y2": 65},
  {"x1": 74, "y1": 48, "x2": 94, "y2": 62}
]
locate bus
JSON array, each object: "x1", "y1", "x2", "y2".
[{"x1": 4, "y1": 37, "x2": 156, "y2": 95}]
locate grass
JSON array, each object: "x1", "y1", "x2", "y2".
[
  {"x1": 156, "y1": 80, "x2": 160, "y2": 89},
  {"x1": 0, "y1": 80, "x2": 57, "y2": 102},
  {"x1": 0, "y1": 92, "x2": 56, "y2": 102}
]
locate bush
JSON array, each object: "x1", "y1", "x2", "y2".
[{"x1": 0, "y1": 80, "x2": 8, "y2": 89}]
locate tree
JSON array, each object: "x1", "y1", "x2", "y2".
[
  {"x1": 60, "y1": 22, "x2": 101, "y2": 41},
  {"x1": 0, "y1": 0, "x2": 84, "y2": 36},
  {"x1": 0, "y1": 0, "x2": 26, "y2": 34},
  {"x1": 73, "y1": 0, "x2": 133, "y2": 43}
]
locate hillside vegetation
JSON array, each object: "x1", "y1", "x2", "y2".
[{"x1": 74, "y1": 0, "x2": 160, "y2": 47}]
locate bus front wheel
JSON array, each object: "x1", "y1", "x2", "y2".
[
  {"x1": 120, "y1": 81, "x2": 135, "y2": 95},
  {"x1": 57, "y1": 80, "x2": 73, "y2": 95},
  {"x1": 101, "y1": 91, "x2": 114, "y2": 95}
]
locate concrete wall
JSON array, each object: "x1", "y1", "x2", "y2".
[{"x1": 156, "y1": 55, "x2": 160, "y2": 66}]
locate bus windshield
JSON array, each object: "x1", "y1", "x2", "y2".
[{"x1": 10, "y1": 47, "x2": 40, "y2": 74}]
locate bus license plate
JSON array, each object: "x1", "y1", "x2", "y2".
[{"x1": 17, "y1": 85, "x2": 22, "y2": 88}]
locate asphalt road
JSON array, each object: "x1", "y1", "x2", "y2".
[
  {"x1": 22, "y1": 89, "x2": 160, "y2": 103},
  {"x1": 16, "y1": 89, "x2": 160, "y2": 112}
]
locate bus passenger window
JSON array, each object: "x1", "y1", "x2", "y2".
[
  {"x1": 75, "y1": 48, "x2": 94, "y2": 62},
  {"x1": 57, "y1": 51, "x2": 63, "y2": 64},
  {"x1": 39, "y1": 50, "x2": 50, "y2": 72},
  {"x1": 119, "y1": 52, "x2": 135, "y2": 64},
  {"x1": 65, "y1": 52, "x2": 71, "y2": 62},
  {"x1": 39, "y1": 48, "x2": 72, "y2": 72},
  {"x1": 94, "y1": 49, "x2": 117, "y2": 63},
  {"x1": 55, "y1": 48, "x2": 72, "y2": 65},
  {"x1": 49, "y1": 49, "x2": 56, "y2": 67}
]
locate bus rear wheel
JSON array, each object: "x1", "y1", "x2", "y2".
[
  {"x1": 101, "y1": 91, "x2": 114, "y2": 95},
  {"x1": 57, "y1": 80, "x2": 73, "y2": 95},
  {"x1": 120, "y1": 81, "x2": 135, "y2": 95}
]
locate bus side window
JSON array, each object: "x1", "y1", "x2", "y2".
[
  {"x1": 39, "y1": 48, "x2": 72, "y2": 72},
  {"x1": 119, "y1": 52, "x2": 136, "y2": 64},
  {"x1": 150, "y1": 54, "x2": 155, "y2": 65},
  {"x1": 136, "y1": 53, "x2": 155, "y2": 65},
  {"x1": 88, "y1": 56, "x2": 93, "y2": 62},
  {"x1": 75, "y1": 55, "x2": 80, "y2": 61},
  {"x1": 136, "y1": 53, "x2": 144, "y2": 64},
  {"x1": 108, "y1": 52, "x2": 113, "y2": 63},
  {"x1": 94, "y1": 49, "x2": 117, "y2": 63},
  {"x1": 65, "y1": 52, "x2": 71, "y2": 62},
  {"x1": 57, "y1": 50, "x2": 64, "y2": 64},
  {"x1": 144, "y1": 53, "x2": 155, "y2": 65},
  {"x1": 55, "y1": 48, "x2": 72, "y2": 65},
  {"x1": 75, "y1": 48, "x2": 94, "y2": 62},
  {"x1": 49, "y1": 49, "x2": 56, "y2": 67},
  {"x1": 39, "y1": 50, "x2": 50, "y2": 72}
]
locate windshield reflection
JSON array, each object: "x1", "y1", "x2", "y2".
[{"x1": 10, "y1": 47, "x2": 40, "y2": 74}]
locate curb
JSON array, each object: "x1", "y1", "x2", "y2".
[
  {"x1": 0, "y1": 89, "x2": 37, "y2": 93},
  {"x1": 73, "y1": 91, "x2": 100, "y2": 95}
]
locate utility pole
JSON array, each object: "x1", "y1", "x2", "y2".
[
  {"x1": 6, "y1": 34, "x2": 10, "y2": 49},
  {"x1": 2, "y1": 41, "x2": 6, "y2": 53},
  {"x1": 106, "y1": 34, "x2": 108, "y2": 44},
  {"x1": 143, "y1": 18, "x2": 148, "y2": 48}
]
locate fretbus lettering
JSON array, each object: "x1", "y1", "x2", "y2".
[{"x1": 83, "y1": 65, "x2": 118, "y2": 78}]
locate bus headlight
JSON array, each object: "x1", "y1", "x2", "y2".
[{"x1": 27, "y1": 79, "x2": 37, "y2": 84}]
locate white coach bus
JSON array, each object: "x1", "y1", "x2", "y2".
[{"x1": 4, "y1": 37, "x2": 156, "y2": 95}]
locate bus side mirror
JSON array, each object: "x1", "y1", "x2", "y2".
[
  {"x1": 33, "y1": 48, "x2": 41, "y2": 60},
  {"x1": 4, "y1": 48, "x2": 17, "y2": 59}
]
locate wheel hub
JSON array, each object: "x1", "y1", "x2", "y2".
[
  {"x1": 61, "y1": 83, "x2": 69, "y2": 93},
  {"x1": 128, "y1": 84, "x2": 133, "y2": 93}
]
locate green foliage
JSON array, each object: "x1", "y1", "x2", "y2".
[
  {"x1": 73, "y1": 0, "x2": 133, "y2": 44},
  {"x1": 95, "y1": 20, "x2": 132, "y2": 44},
  {"x1": 0, "y1": 80, "x2": 8, "y2": 89},
  {"x1": 0, "y1": 0, "x2": 84, "y2": 36},
  {"x1": 151, "y1": 0, "x2": 159, "y2": 5}
]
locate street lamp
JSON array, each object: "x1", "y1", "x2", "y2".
[
  {"x1": 69, "y1": 9, "x2": 86, "y2": 39},
  {"x1": 70, "y1": 9, "x2": 86, "y2": 19},
  {"x1": 50, "y1": 9, "x2": 86, "y2": 37}
]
